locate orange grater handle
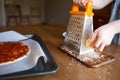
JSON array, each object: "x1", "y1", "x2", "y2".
[{"x1": 70, "y1": 1, "x2": 94, "y2": 17}]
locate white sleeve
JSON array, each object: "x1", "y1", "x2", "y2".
[{"x1": 92, "y1": 0, "x2": 114, "y2": 10}]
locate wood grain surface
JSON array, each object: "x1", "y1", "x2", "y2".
[{"x1": 0, "y1": 24, "x2": 120, "y2": 80}]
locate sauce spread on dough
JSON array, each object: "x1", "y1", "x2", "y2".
[{"x1": 0, "y1": 42, "x2": 29, "y2": 64}]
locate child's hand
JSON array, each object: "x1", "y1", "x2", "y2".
[
  {"x1": 73, "y1": 0, "x2": 90, "y2": 7},
  {"x1": 88, "y1": 24, "x2": 115, "y2": 51}
]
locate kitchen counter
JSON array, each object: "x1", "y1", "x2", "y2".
[{"x1": 0, "y1": 25, "x2": 120, "y2": 80}]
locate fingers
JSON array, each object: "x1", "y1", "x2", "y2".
[
  {"x1": 73, "y1": 0, "x2": 84, "y2": 7},
  {"x1": 94, "y1": 36, "x2": 101, "y2": 48},
  {"x1": 82, "y1": 0, "x2": 90, "y2": 6},
  {"x1": 87, "y1": 31, "x2": 105, "y2": 52},
  {"x1": 89, "y1": 31, "x2": 98, "y2": 43},
  {"x1": 90, "y1": 36, "x2": 106, "y2": 52},
  {"x1": 98, "y1": 43, "x2": 105, "y2": 52},
  {"x1": 73, "y1": 0, "x2": 90, "y2": 7}
]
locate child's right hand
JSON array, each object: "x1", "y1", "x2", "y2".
[{"x1": 87, "y1": 23, "x2": 116, "y2": 52}]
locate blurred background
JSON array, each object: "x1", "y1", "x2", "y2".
[{"x1": 0, "y1": 0, "x2": 113, "y2": 29}]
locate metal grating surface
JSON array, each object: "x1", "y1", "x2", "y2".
[{"x1": 64, "y1": 14, "x2": 85, "y2": 52}]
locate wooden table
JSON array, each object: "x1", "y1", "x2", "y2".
[{"x1": 0, "y1": 25, "x2": 120, "y2": 80}]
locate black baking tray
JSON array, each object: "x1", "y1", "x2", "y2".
[{"x1": 0, "y1": 34, "x2": 58, "y2": 80}]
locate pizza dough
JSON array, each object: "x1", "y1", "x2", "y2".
[{"x1": 0, "y1": 41, "x2": 31, "y2": 66}]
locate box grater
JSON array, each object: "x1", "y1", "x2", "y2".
[{"x1": 61, "y1": 2, "x2": 115, "y2": 68}]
